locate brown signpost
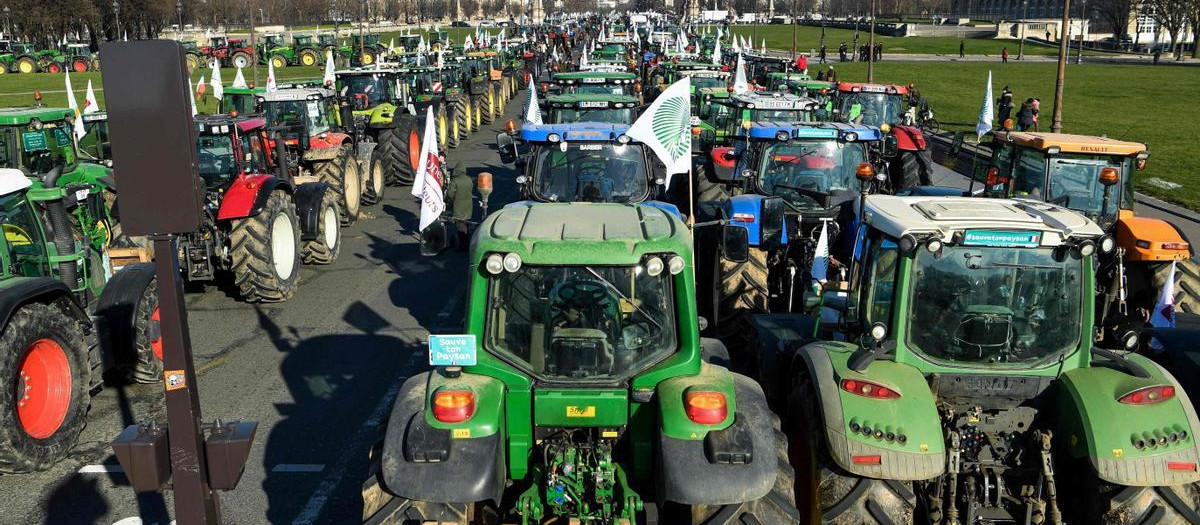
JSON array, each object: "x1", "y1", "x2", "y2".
[{"x1": 101, "y1": 40, "x2": 256, "y2": 525}]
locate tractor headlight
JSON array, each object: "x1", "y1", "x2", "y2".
[
  {"x1": 485, "y1": 253, "x2": 504, "y2": 274},
  {"x1": 617, "y1": 134, "x2": 631, "y2": 144},
  {"x1": 547, "y1": 133, "x2": 561, "y2": 143},
  {"x1": 775, "y1": 130, "x2": 790, "y2": 141},
  {"x1": 843, "y1": 132, "x2": 858, "y2": 142},
  {"x1": 898, "y1": 234, "x2": 918, "y2": 253},
  {"x1": 668, "y1": 255, "x2": 685, "y2": 275},
  {"x1": 503, "y1": 252, "x2": 523, "y2": 273},
  {"x1": 645, "y1": 256, "x2": 664, "y2": 277},
  {"x1": 926, "y1": 238, "x2": 943, "y2": 254},
  {"x1": 869, "y1": 322, "x2": 888, "y2": 341},
  {"x1": 1078, "y1": 239, "x2": 1096, "y2": 257},
  {"x1": 1122, "y1": 330, "x2": 1139, "y2": 351},
  {"x1": 30, "y1": 118, "x2": 43, "y2": 130},
  {"x1": 1099, "y1": 235, "x2": 1116, "y2": 254}
]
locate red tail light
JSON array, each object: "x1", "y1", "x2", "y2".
[
  {"x1": 1119, "y1": 385, "x2": 1175, "y2": 405},
  {"x1": 1168, "y1": 462, "x2": 1197, "y2": 471},
  {"x1": 685, "y1": 390, "x2": 728, "y2": 424},
  {"x1": 841, "y1": 379, "x2": 901, "y2": 399},
  {"x1": 432, "y1": 389, "x2": 475, "y2": 423},
  {"x1": 852, "y1": 455, "x2": 882, "y2": 465}
]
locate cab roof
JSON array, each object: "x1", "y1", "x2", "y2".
[
  {"x1": 748, "y1": 121, "x2": 881, "y2": 141},
  {"x1": 994, "y1": 131, "x2": 1147, "y2": 156},
  {"x1": 194, "y1": 115, "x2": 266, "y2": 134},
  {"x1": 553, "y1": 71, "x2": 637, "y2": 83},
  {"x1": 728, "y1": 91, "x2": 817, "y2": 110},
  {"x1": 836, "y1": 82, "x2": 910, "y2": 95},
  {"x1": 520, "y1": 122, "x2": 633, "y2": 142},
  {"x1": 475, "y1": 203, "x2": 690, "y2": 266},
  {"x1": 546, "y1": 93, "x2": 640, "y2": 104},
  {"x1": 863, "y1": 195, "x2": 1104, "y2": 245},
  {"x1": 258, "y1": 86, "x2": 335, "y2": 102},
  {"x1": 0, "y1": 107, "x2": 73, "y2": 125}
]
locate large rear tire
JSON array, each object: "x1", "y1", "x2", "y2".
[
  {"x1": 377, "y1": 120, "x2": 420, "y2": 186},
  {"x1": 362, "y1": 152, "x2": 386, "y2": 206},
  {"x1": 471, "y1": 95, "x2": 484, "y2": 130},
  {"x1": 452, "y1": 98, "x2": 469, "y2": 140},
  {"x1": 318, "y1": 146, "x2": 361, "y2": 225},
  {"x1": 15, "y1": 56, "x2": 35, "y2": 74},
  {"x1": 892, "y1": 149, "x2": 932, "y2": 190},
  {"x1": 1081, "y1": 466, "x2": 1200, "y2": 525},
  {"x1": 299, "y1": 49, "x2": 319, "y2": 67},
  {"x1": 790, "y1": 373, "x2": 917, "y2": 525},
  {"x1": 0, "y1": 303, "x2": 91, "y2": 473},
  {"x1": 231, "y1": 51, "x2": 252, "y2": 69},
  {"x1": 716, "y1": 247, "x2": 770, "y2": 361},
  {"x1": 230, "y1": 191, "x2": 301, "y2": 303},
  {"x1": 685, "y1": 421, "x2": 801, "y2": 524},
  {"x1": 301, "y1": 191, "x2": 342, "y2": 265},
  {"x1": 436, "y1": 104, "x2": 449, "y2": 151}
]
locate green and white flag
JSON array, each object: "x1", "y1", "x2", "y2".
[
  {"x1": 626, "y1": 77, "x2": 692, "y2": 189},
  {"x1": 733, "y1": 53, "x2": 749, "y2": 94}
]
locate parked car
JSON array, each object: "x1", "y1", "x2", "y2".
[{"x1": 451, "y1": 20, "x2": 470, "y2": 27}]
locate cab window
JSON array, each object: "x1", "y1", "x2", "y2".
[
  {"x1": 863, "y1": 237, "x2": 899, "y2": 326},
  {"x1": 242, "y1": 133, "x2": 270, "y2": 174},
  {"x1": 1, "y1": 194, "x2": 46, "y2": 276},
  {"x1": 1011, "y1": 149, "x2": 1046, "y2": 198}
]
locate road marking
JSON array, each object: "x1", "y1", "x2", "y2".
[
  {"x1": 292, "y1": 379, "x2": 404, "y2": 525},
  {"x1": 78, "y1": 464, "x2": 124, "y2": 474},
  {"x1": 272, "y1": 464, "x2": 326, "y2": 473}
]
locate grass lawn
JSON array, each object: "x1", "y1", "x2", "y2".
[
  {"x1": 720, "y1": 24, "x2": 1096, "y2": 56},
  {"x1": 823, "y1": 60, "x2": 1200, "y2": 208}
]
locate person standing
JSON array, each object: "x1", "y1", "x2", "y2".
[
  {"x1": 875, "y1": 43, "x2": 883, "y2": 61},
  {"x1": 839, "y1": 42, "x2": 847, "y2": 61},
  {"x1": 819, "y1": 43, "x2": 827, "y2": 63},
  {"x1": 1031, "y1": 98, "x2": 1041, "y2": 131},
  {"x1": 1016, "y1": 98, "x2": 1035, "y2": 131},
  {"x1": 1001, "y1": 46, "x2": 1009, "y2": 62},
  {"x1": 997, "y1": 86, "x2": 1014, "y2": 124},
  {"x1": 797, "y1": 53, "x2": 808, "y2": 74},
  {"x1": 959, "y1": 40, "x2": 966, "y2": 58}
]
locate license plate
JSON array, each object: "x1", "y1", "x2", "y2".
[{"x1": 579, "y1": 101, "x2": 608, "y2": 108}]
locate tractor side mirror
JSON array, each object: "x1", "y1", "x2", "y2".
[
  {"x1": 883, "y1": 133, "x2": 899, "y2": 158},
  {"x1": 760, "y1": 196, "x2": 785, "y2": 246},
  {"x1": 420, "y1": 220, "x2": 450, "y2": 256},
  {"x1": 721, "y1": 225, "x2": 750, "y2": 263},
  {"x1": 496, "y1": 133, "x2": 517, "y2": 164}
]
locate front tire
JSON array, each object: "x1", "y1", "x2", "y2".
[
  {"x1": 301, "y1": 191, "x2": 342, "y2": 265},
  {"x1": 716, "y1": 247, "x2": 770, "y2": 360},
  {"x1": 0, "y1": 303, "x2": 92, "y2": 473},
  {"x1": 299, "y1": 49, "x2": 319, "y2": 67},
  {"x1": 230, "y1": 191, "x2": 301, "y2": 303},
  {"x1": 362, "y1": 152, "x2": 386, "y2": 206}
]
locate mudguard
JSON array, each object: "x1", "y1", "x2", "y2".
[
  {"x1": 723, "y1": 195, "x2": 790, "y2": 246},
  {"x1": 641, "y1": 200, "x2": 684, "y2": 221},
  {"x1": 658, "y1": 370, "x2": 778, "y2": 505},
  {"x1": 1116, "y1": 214, "x2": 1193, "y2": 261},
  {"x1": 307, "y1": 131, "x2": 350, "y2": 152},
  {"x1": 0, "y1": 276, "x2": 87, "y2": 330},
  {"x1": 798, "y1": 341, "x2": 945, "y2": 480},
  {"x1": 710, "y1": 147, "x2": 737, "y2": 173},
  {"x1": 216, "y1": 174, "x2": 292, "y2": 221},
  {"x1": 93, "y1": 262, "x2": 156, "y2": 366},
  {"x1": 891, "y1": 124, "x2": 926, "y2": 152},
  {"x1": 292, "y1": 182, "x2": 331, "y2": 242},
  {"x1": 1057, "y1": 352, "x2": 1200, "y2": 486},
  {"x1": 381, "y1": 372, "x2": 506, "y2": 504}
]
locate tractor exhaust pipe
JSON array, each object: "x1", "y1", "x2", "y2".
[{"x1": 41, "y1": 167, "x2": 80, "y2": 289}]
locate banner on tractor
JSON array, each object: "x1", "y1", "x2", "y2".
[{"x1": 429, "y1": 335, "x2": 477, "y2": 366}]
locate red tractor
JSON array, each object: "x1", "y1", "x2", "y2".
[
  {"x1": 200, "y1": 36, "x2": 255, "y2": 68},
  {"x1": 184, "y1": 115, "x2": 342, "y2": 302},
  {"x1": 832, "y1": 82, "x2": 933, "y2": 190},
  {"x1": 257, "y1": 86, "x2": 372, "y2": 225}
]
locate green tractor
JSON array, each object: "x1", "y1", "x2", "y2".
[
  {"x1": 181, "y1": 40, "x2": 203, "y2": 71},
  {"x1": 748, "y1": 194, "x2": 1200, "y2": 524},
  {"x1": 7, "y1": 43, "x2": 40, "y2": 74},
  {"x1": 550, "y1": 71, "x2": 640, "y2": 103},
  {"x1": 765, "y1": 72, "x2": 833, "y2": 98},
  {"x1": 437, "y1": 62, "x2": 474, "y2": 149},
  {"x1": 318, "y1": 33, "x2": 354, "y2": 64},
  {"x1": 394, "y1": 65, "x2": 455, "y2": 151},
  {"x1": 258, "y1": 34, "x2": 296, "y2": 68},
  {"x1": 335, "y1": 68, "x2": 424, "y2": 186},
  {"x1": 349, "y1": 33, "x2": 384, "y2": 67},
  {"x1": 291, "y1": 35, "x2": 324, "y2": 67},
  {"x1": 362, "y1": 202, "x2": 800, "y2": 525},
  {"x1": 62, "y1": 43, "x2": 96, "y2": 73},
  {"x1": 0, "y1": 108, "x2": 163, "y2": 471}
]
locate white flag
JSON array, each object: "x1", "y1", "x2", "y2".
[
  {"x1": 83, "y1": 80, "x2": 100, "y2": 115},
  {"x1": 266, "y1": 58, "x2": 277, "y2": 92},
  {"x1": 64, "y1": 70, "x2": 85, "y2": 139},
  {"x1": 626, "y1": 77, "x2": 692, "y2": 188},
  {"x1": 1150, "y1": 261, "x2": 1178, "y2": 349},
  {"x1": 525, "y1": 83, "x2": 543, "y2": 125},
  {"x1": 679, "y1": 30, "x2": 689, "y2": 50},
  {"x1": 711, "y1": 35, "x2": 721, "y2": 65},
  {"x1": 412, "y1": 106, "x2": 445, "y2": 231},
  {"x1": 188, "y1": 77, "x2": 198, "y2": 116},
  {"x1": 733, "y1": 53, "x2": 749, "y2": 94},
  {"x1": 232, "y1": 65, "x2": 247, "y2": 88},
  {"x1": 811, "y1": 221, "x2": 830, "y2": 284},
  {"x1": 388, "y1": 38, "x2": 395, "y2": 55},
  {"x1": 761, "y1": 38, "x2": 766, "y2": 54},
  {"x1": 976, "y1": 70, "x2": 993, "y2": 139},
  {"x1": 580, "y1": 52, "x2": 588, "y2": 68},
  {"x1": 731, "y1": 34, "x2": 740, "y2": 53},
  {"x1": 323, "y1": 49, "x2": 336, "y2": 86},
  {"x1": 210, "y1": 60, "x2": 224, "y2": 100}
]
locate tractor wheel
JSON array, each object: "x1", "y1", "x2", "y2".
[
  {"x1": 1174, "y1": 260, "x2": 1200, "y2": 315},
  {"x1": 377, "y1": 119, "x2": 420, "y2": 186},
  {"x1": 892, "y1": 149, "x2": 932, "y2": 190},
  {"x1": 452, "y1": 98, "x2": 469, "y2": 140},
  {"x1": 361, "y1": 151, "x2": 386, "y2": 206},
  {"x1": 360, "y1": 49, "x2": 377, "y2": 66},
  {"x1": 0, "y1": 62, "x2": 7, "y2": 74},
  {"x1": 15, "y1": 56, "x2": 35, "y2": 74},
  {"x1": 270, "y1": 55, "x2": 287, "y2": 69},
  {"x1": 45, "y1": 62, "x2": 62, "y2": 74},
  {"x1": 229, "y1": 190, "x2": 301, "y2": 303},
  {"x1": 472, "y1": 95, "x2": 484, "y2": 129},
  {"x1": 695, "y1": 177, "x2": 731, "y2": 223},
  {"x1": 90, "y1": 57, "x2": 101, "y2": 71},
  {"x1": 71, "y1": 57, "x2": 89, "y2": 72},
  {"x1": 128, "y1": 279, "x2": 162, "y2": 384},
  {"x1": 789, "y1": 373, "x2": 916, "y2": 525},
  {"x1": 185, "y1": 53, "x2": 199, "y2": 71},
  {"x1": 717, "y1": 246, "x2": 770, "y2": 359},
  {"x1": 316, "y1": 146, "x2": 361, "y2": 225},
  {"x1": 436, "y1": 104, "x2": 449, "y2": 151},
  {"x1": 686, "y1": 422, "x2": 800, "y2": 524},
  {"x1": 92, "y1": 262, "x2": 160, "y2": 384},
  {"x1": 0, "y1": 303, "x2": 92, "y2": 473},
  {"x1": 231, "y1": 51, "x2": 253, "y2": 69},
  {"x1": 1080, "y1": 467, "x2": 1200, "y2": 525},
  {"x1": 490, "y1": 83, "x2": 502, "y2": 120},
  {"x1": 301, "y1": 191, "x2": 341, "y2": 265},
  {"x1": 479, "y1": 92, "x2": 494, "y2": 125},
  {"x1": 448, "y1": 106, "x2": 462, "y2": 149},
  {"x1": 299, "y1": 49, "x2": 319, "y2": 67}
]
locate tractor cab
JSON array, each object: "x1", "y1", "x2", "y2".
[
  {"x1": 593, "y1": 37, "x2": 633, "y2": 60},
  {"x1": 209, "y1": 36, "x2": 228, "y2": 49},
  {"x1": 220, "y1": 86, "x2": 266, "y2": 116},
  {"x1": 766, "y1": 72, "x2": 834, "y2": 98},
  {"x1": 744, "y1": 54, "x2": 790, "y2": 85},
  {"x1": 257, "y1": 87, "x2": 340, "y2": 146},
  {"x1": 262, "y1": 34, "x2": 285, "y2": 49},
  {"x1": 551, "y1": 71, "x2": 638, "y2": 97},
  {"x1": 0, "y1": 107, "x2": 81, "y2": 175},
  {"x1": 833, "y1": 82, "x2": 908, "y2": 127},
  {"x1": 544, "y1": 94, "x2": 640, "y2": 125},
  {"x1": 193, "y1": 115, "x2": 280, "y2": 190},
  {"x1": 78, "y1": 112, "x2": 111, "y2": 162},
  {"x1": 0, "y1": 40, "x2": 12, "y2": 54},
  {"x1": 678, "y1": 67, "x2": 730, "y2": 93},
  {"x1": 396, "y1": 34, "x2": 422, "y2": 53},
  {"x1": 293, "y1": 35, "x2": 314, "y2": 48},
  {"x1": 394, "y1": 66, "x2": 447, "y2": 109},
  {"x1": 698, "y1": 91, "x2": 817, "y2": 153},
  {"x1": 497, "y1": 123, "x2": 662, "y2": 206},
  {"x1": 336, "y1": 69, "x2": 400, "y2": 110},
  {"x1": 317, "y1": 34, "x2": 339, "y2": 48}
]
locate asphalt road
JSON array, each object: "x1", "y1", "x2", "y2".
[{"x1": 0, "y1": 99, "x2": 525, "y2": 524}]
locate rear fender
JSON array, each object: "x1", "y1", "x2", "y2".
[
  {"x1": 216, "y1": 174, "x2": 292, "y2": 221},
  {"x1": 0, "y1": 277, "x2": 87, "y2": 333},
  {"x1": 722, "y1": 194, "x2": 772, "y2": 247},
  {"x1": 798, "y1": 342, "x2": 945, "y2": 480},
  {"x1": 292, "y1": 182, "x2": 331, "y2": 241},
  {"x1": 1116, "y1": 215, "x2": 1193, "y2": 261},
  {"x1": 657, "y1": 366, "x2": 778, "y2": 505},
  {"x1": 380, "y1": 372, "x2": 506, "y2": 504},
  {"x1": 710, "y1": 147, "x2": 737, "y2": 171},
  {"x1": 1057, "y1": 353, "x2": 1200, "y2": 486},
  {"x1": 93, "y1": 262, "x2": 156, "y2": 367},
  {"x1": 891, "y1": 124, "x2": 926, "y2": 152},
  {"x1": 308, "y1": 131, "x2": 349, "y2": 152}
]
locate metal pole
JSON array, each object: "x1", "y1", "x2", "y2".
[
  {"x1": 249, "y1": 0, "x2": 259, "y2": 86},
  {"x1": 1017, "y1": 0, "x2": 1026, "y2": 59},
  {"x1": 177, "y1": 1, "x2": 184, "y2": 41},
  {"x1": 113, "y1": 1, "x2": 120, "y2": 41},
  {"x1": 791, "y1": 0, "x2": 798, "y2": 60},
  {"x1": 151, "y1": 235, "x2": 222, "y2": 525},
  {"x1": 1051, "y1": 0, "x2": 1071, "y2": 132},
  {"x1": 1075, "y1": 0, "x2": 1086, "y2": 64},
  {"x1": 867, "y1": 0, "x2": 875, "y2": 82}
]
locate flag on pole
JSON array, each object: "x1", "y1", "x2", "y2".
[
  {"x1": 711, "y1": 35, "x2": 721, "y2": 65},
  {"x1": 210, "y1": 60, "x2": 223, "y2": 100},
  {"x1": 64, "y1": 71, "x2": 86, "y2": 139},
  {"x1": 811, "y1": 221, "x2": 830, "y2": 285},
  {"x1": 266, "y1": 58, "x2": 277, "y2": 92},
  {"x1": 626, "y1": 77, "x2": 692, "y2": 189},
  {"x1": 733, "y1": 53, "x2": 749, "y2": 94},
  {"x1": 761, "y1": 38, "x2": 766, "y2": 54},
  {"x1": 976, "y1": 70, "x2": 994, "y2": 139},
  {"x1": 83, "y1": 80, "x2": 100, "y2": 115},
  {"x1": 1149, "y1": 261, "x2": 1178, "y2": 349},
  {"x1": 525, "y1": 83, "x2": 543, "y2": 124},
  {"x1": 323, "y1": 49, "x2": 336, "y2": 86},
  {"x1": 232, "y1": 65, "x2": 248, "y2": 88},
  {"x1": 412, "y1": 107, "x2": 445, "y2": 232},
  {"x1": 188, "y1": 77, "x2": 198, "y2": 116}
]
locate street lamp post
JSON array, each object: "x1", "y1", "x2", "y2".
[
  {"x1": 1051, "y1": 0, "x2": 1071, "y2": 132},
  {"x1": 3, "y1": 7, "x2": 10, "y2": 39},
  {"x1": 112, "y1": 0, "x2": 121, "y2": 41},
  {"x1": 249, "y1": 0, "x2": 259, "y2": 86},
  {"x1": 867, "y1": 0, "x2": 875, "y2": 82},
  {"x1": 177, "y1": 0, "x2": 184, "y2": 41},
  {"x1": 1017, "y1": 0, "x2": 1027, "y2": 59},
  {"x1": 1075, "y1": 0, "x2": 1087, "y2": 64},
  {"x1": 791, "y1": 0, "x2": 798, "y2": 60}
]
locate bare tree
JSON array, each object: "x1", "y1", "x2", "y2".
[
  {"x1": 1094, "y1": 0, "x2": 1136, "y2": 35},
  {"x1": 1188, "y1": 0, "x2": 1200, "y2": 57},
  {"x1": 1145, "y1": 0, "x2": 1190, "y2": 59}
]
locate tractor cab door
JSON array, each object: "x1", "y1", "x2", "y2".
[{"x1": 0, "y1": 193, "x2": 49, "y2": 278}]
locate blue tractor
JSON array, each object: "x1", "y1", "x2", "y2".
[{"x1": 702, "y1": 121, "x2": 897, "y2": 365}]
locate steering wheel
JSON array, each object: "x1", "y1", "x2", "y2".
[
  {"x1": 556, "y1": 280, "x2": 609, "y2": 309},
  {"x1": 198, "y1": 150, "x2": 224, "y2": 172}
]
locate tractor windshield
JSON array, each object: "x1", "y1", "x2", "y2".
[
  {"x1": 906, "y1": 245, "x2": 1084, "y2": 367},
  {"x1": 551, "y1": 107, "x2": 633, "y2": 125},
  {"x1": 751, "y1": 108, "x2": 812, "y2": 123},
  {"x1": 531, "y1": 143, "x2": 648, "y2": 203},
  {"x1": 196, "y1": 135, "x2": 238, "y2": 188},
  {"x1": 486, "y1": 264, "x2": 677, "y2": 381},
  {"x1": 839, "y1": 92, "x2": 902, "y2": 127},
  {"x1": 15, "y1": 124, "x2": 75, "y2": 174},
  {"x1": 264, "y1": 100, "x2": 331, "y2": 136},
  {"x1": 340, "y1": 75, "x2": 392, "y2": 106},
  {"x1": 220, "y1": 94, "x2": 258, "y2": 117},
  {"x1": 570, "y1": 84, "x2": 630, "y2": 96},
  {"x1": 758, "y1": 140, "x2": 864, "y2": 209},
  {"x1": 689, "y1": 75, "x2": 726, "y2": 90}
]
